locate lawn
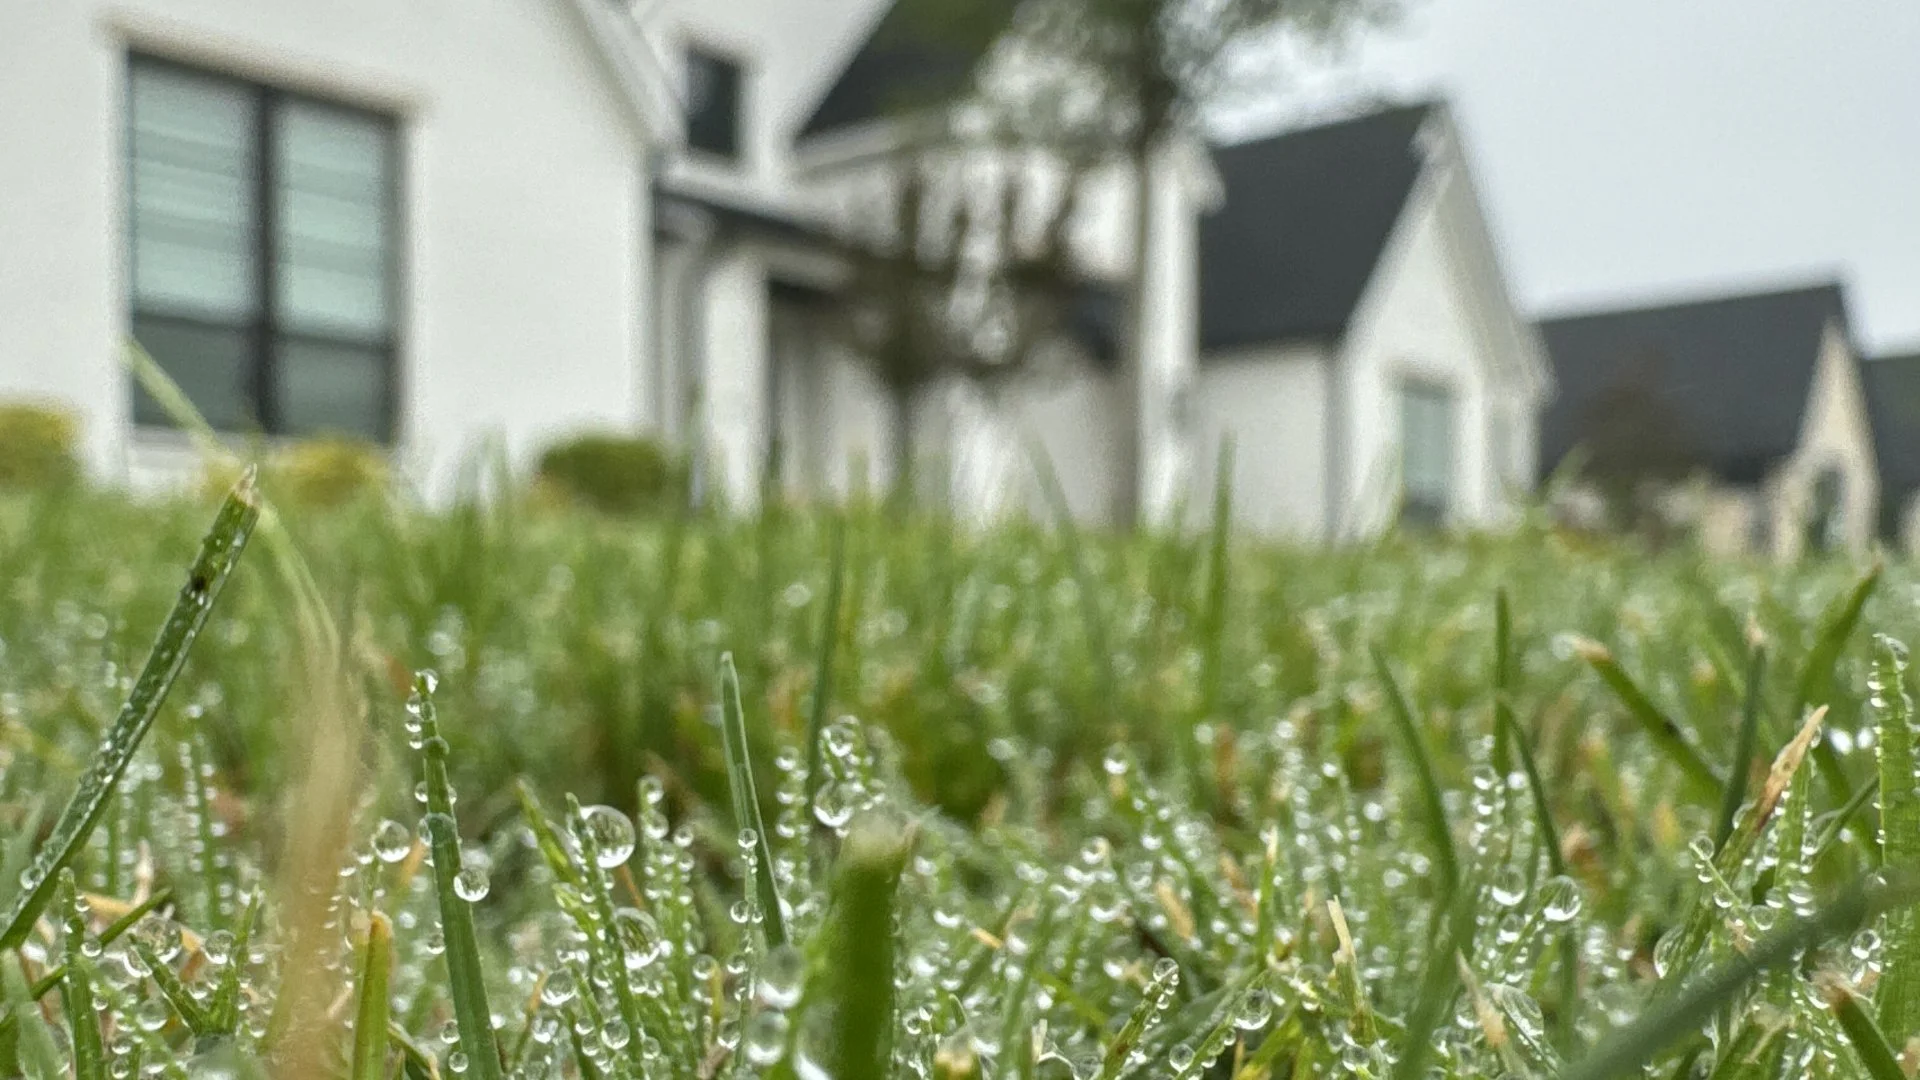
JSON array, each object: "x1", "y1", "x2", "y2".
[{"x1": 0, "y1": 473, "x2": 1915, "y2": 1079}]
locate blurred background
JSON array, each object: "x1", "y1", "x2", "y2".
[{"x1": 0, "y1": 0, "x2": 1916, "y2": 557}]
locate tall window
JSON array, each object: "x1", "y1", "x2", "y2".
[
  {"x1": 685, "y1": 47, "x2": 743, "y2": 162},
  {"x1": 1399, "y1": 379, "x2": 1456, "y2": 527},
  {"x1": 1805, "y1": 466, "x2": 1845, "y2": 554},
  {"x1": 128, "y1": 56, "x2": 398, "y2": 442}
]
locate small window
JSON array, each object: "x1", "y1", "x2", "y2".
[
  {"x1": 128, "y1": 56, "x2": 398, "y2": 442},
  {"x1": 685, "y1": 47, "x2": 743, "y2": 162},
  {"x1": 1805, "y1": 466, "x2": 1845, "y2": 554},
  {"x1": 1399, "y1": 378, "x2": 1456, "y2": 527}
]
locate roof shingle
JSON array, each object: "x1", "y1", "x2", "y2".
[
  {"x1": 1537, "y1": 283, "x2": 1848, "y2": 486},
  {"x1": 799, "y1": 0, "x2": 1018, "y2": 139},
  {"x1": 1200, "y1": 104, "x2": 1433, "y2": 352}
]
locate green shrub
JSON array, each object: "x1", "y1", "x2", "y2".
[
  {"x1": 535, "y1": 431, "x2": 687, "y2": 516},
  {"x1": 277, "y1": 436, "x2": 389, "y2": 507},
  {"x1": 0, "y1": 402, "x2": 80, "y2": 490},
  {"x1": 201, "y1": 435, "x2": 389, "y2": 509}
]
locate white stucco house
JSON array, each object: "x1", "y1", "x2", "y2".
[
  {"x1": 1186, "y1": 103, "x2": 1551, "y2": 539},
  {"x1": 1538, "y1": 282, "x2": 1879, "y2": 558},
  {"x1": 650, "y1": 0, "x2": 1218, "y2": 524},
  {"x1": 0, "y1": 0, "x2": 1547, "y2": 537},
  {"x1": 0, "y1": 0, "x2": 682, "y2": 497}
]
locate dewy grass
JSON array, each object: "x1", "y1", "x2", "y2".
[
  {"x1": 408, "y1": 671, "x2": 501, "y2": 1080},
  {"x1": 12, "y1": 481, "x2": 1920, "y2": 1077},
  {"x1": 0, "y1": 471, "x2": 258, "y2": 952}
]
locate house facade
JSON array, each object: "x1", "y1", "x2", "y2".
[
  {"x1": 0, "y1": 0, "x2": 680, "y2": 498},
  {"x1": 0, "y1": 0, "x2": 1544, "y2": 537},
  {"x1": 1538, "y1": 283, "x2": 1879, "y2": 558},
  {"x1": 1186, "y1": 104, "x2": 1551, "y2": 539},
  {"x1": 1863, "y1": 351, "x2": 1920, "y2": 550}
]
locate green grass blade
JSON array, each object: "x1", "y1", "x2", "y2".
[
  {"x1": 1792, "y1": 563, "x2": 1880, "y2": 796},
  {"x1": 56, "y1": 874, "x2": 105, "y2": 1080},
  {"x1": 1022, "y1": 433, "x2": 1118, "y2": 704},
  {"x1": 806, "y1": 514, "x2": 848, "y2": 809},
  {"x1": 718, "y1": 652, "x2": 788, "y2": 947},
  {"x1": 826, "y1": 813, "x2": 908, "y2": 1080},
  {"x1": 1370, "y1": 645, "x2": 1459, "y2": 901},
  {"x1": 1571, "y1": 636, "x2": 1724, "y2": 803},
  {"x1": 137, "y1": 936, "x2": 217, "y2": 1036},
  {"x1": 411, "y1": 672, "x2": 502, "y2": 1080},
  {"x1": 1828, "y1": 978, "x2": 1907, "y2": 1080},
  {"x1": 513, "y1": 781, "x2": 584, "y2": 890},
  {"x1": 1198, "y1": 435, "x2": 1233, "y2": 723},
  {"x1": 1492, "y1": 589, "x2": 1515, "y2": 777},
  {"x1": 210, "y1": 889, "x2": 262, "y2": 1033},
  {"x1": 1813, "y1": 775, "x2": 1879, "y2": 865},
  {"x1": 1713, "y1": 645, "x2": 1768, "y2": 854},
  {"x1": 1095, "y1": 953, "x2": 1181, "y2": 1080},
  {"x1": 1872, "y1": 635, "x2": 1920, "y2": 1040},
  {"x1": 0, "y1": 473, "x2": 259, "y2": 952},
  {"x1": 28, "y1": 886, "x2": 173, "y2": 1002},
  {"x1": 3, "y1": 953, "x2": 62, "y2": 1080},
  {"x1": 1561, "y1": 869, "x2": 1920, "y2": 1080},
  {"x1": 351, "y1": 911, "x2": 394, "y2": 1080},
  {"x1": 1390, "y1": 893, "x2": 1475, "y2": 1080}
]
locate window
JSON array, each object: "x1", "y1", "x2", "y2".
[
  {"x1": 1399, "y1": 379, "x2": 1456, "y2": 527},
  {"x1": 1805, "y1": 466, "x2": 1845, "y2": 554},
  {"x1": 685, "y1": 47, "x2": 743, "y2": 162},
  {"x1": 128, "y1": 56, "x2": 398, "y2": 442}
]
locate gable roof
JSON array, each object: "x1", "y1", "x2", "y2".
[
  {"x1": 1199, "y1": 103, "x2": 1434, "y2": 352},
  {"x1": 799, "y1": 0, "x2": 1020, "y2": 139},
  {"x1": 1537, "y1": 283, "x2": 1849, "y2": 486},
  {"x1": 1863, "y1": 351, "x2": 1920, "y2": 536}
]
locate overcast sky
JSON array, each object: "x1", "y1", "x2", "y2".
[{"x1": 1220, "y1": 1, "x2": 1920, "y2": 354}]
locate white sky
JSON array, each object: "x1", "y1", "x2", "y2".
[{"x1": 1218, "y1": 0, "x2": 1920, "y2": 353}]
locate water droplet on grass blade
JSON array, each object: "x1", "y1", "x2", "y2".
[
  {"x1": 454, "y1": 865, "x2": 489, "y2": 902},
  {"x1": 372, "y1": 819, "x2": 412, "y2": 864},
  {"x1": 757, "y1": 944, "x2": 804, "y2": 1009},
  {"x1": 541, "y1": 969, "x2": 577, "y2": 1007},
  {"x1": 1540, "y1": 875, "x2": 1583, "y2": 923},
  {"x1": 1489, "y1": 866, "x2": 1526, "y2": 908},
  {"x1": 578, "y1": 804, "x2": 636, "y2": 868},
  {"x1": 745, "y1": 1011, "x2": 790, "y2": 1065}
]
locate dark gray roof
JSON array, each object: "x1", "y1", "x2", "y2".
[
  {"x1": 1864, "y1": 352, "x2": 1920, "y2": 537},
  {"x1": 799, "y1": 0, "x2": 1019, "y2": 139},
  {"x1": 1537, "y1": 283, "x2": 1849, "y2": 486},
  {"x1": 1200, "y1": 103, "x2": 1434, "y2": 352}
]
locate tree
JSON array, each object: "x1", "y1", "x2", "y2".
[
  {"x1": 821, "y1": 130, "x2": 1092, "y2": 508},
  {"x1": 1028, "y1": 0, "x2": 1397, "y2": 527}
]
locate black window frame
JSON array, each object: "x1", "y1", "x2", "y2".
[
  {"x1": 126, "y1": 52, "x2": 404, "y2": 444},
  {"x1": 684, "y1": 45, "x2": 746, "y2": 164}
]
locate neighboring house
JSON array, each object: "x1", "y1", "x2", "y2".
[
  {"x1": 649, "y1": 0, "x2": 1215, "y2": 523},
  {"x1": 1538, "y1": 283, "x2": 1878, "y2": 557},
  {"x1": 1863, "y1": 351, "x2": 1920, "y2": 549},
  {"x1": 1187, "y1": 103, "x2": 1551, "y2": 540},
  {"x1": 0, "y1": 0, "x2": 681, "y2": 497}
]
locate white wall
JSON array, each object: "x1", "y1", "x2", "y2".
[
  {"x1": 0, "y1": 0, "x2": 656, "y2": 498},
  {"x1": 1337, "y1": 158, "x2": 1521, "y2": 537},
  {"x1": 1767, "y1": 321, "x2": 1879, "y2": 557},
  {"x1": 654, "y1": 0, "x2": 887, "y2": 201},
  {"x1": 1191, "y1": 345, "x2": 1333, "y2": 538},
  {"x1": 1012, "y1": 367, "x2": 1121, "y2": 525}
]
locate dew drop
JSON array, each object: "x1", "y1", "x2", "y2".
[
  {"x1": 454, "y1": 866, "x2": 490, "y2": 903},
  {"x1": 577, "y1": 804, "x2": 637, "y2": 868},
  {"x1": 372, "y1": 819, "x2": 413, "y2": 864}
]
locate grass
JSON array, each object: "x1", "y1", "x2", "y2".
[{"x1": 5, "y1": 474, "x2": 1920, "y2": 1076}]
